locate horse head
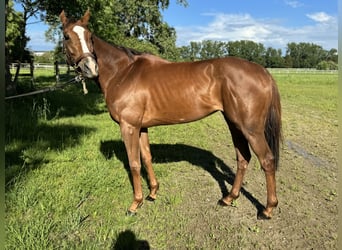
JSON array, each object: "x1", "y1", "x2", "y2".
[{"x1": 60, "y1": 10, "x2": 98, "y2": 79}]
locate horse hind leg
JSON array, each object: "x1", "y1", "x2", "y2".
[
  {"x1": 139, "y1": 128, "x2": 159, "y2": 201},
  {"x1": 247, "y1": 132, "x2": 278, "y2": 220},
  {"x1": 219, "y1": 119, "x2": 251, "y2": 206}
]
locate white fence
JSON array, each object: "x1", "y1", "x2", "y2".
[
  {"x1": 10, "y1": 63, "x2": 69, "y2": 70},
  {"x1": 11, "y1": 63, "x2": 338, "y2": 75},
  {"x1": 267, "y1": 68, "x2": 338, "y2": 74}
]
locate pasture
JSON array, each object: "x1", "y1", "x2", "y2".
[{"x1": 5, "y1": 69, "x2": 337, "y2": 249}]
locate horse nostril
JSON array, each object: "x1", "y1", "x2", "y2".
[{"x1": 82, "y1": 63, "x2": 91, "y2": 74}]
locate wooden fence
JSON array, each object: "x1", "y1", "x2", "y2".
[{"x1": 10, "y1": 62, "x2": 72, "y2": 86}]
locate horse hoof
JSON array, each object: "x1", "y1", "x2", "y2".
[
  {"x1": 257, "y1": 211, "x2": 272, "y2": 220},
  {"x1": 126, "y1": 210, "x2": 137, "y2": 216},
  {"x1": 145, "y1": 195, "x2": 156, "y2": 202},
  {"x1": 217, "y1": 199, "x2": 229, "y2": 207}
]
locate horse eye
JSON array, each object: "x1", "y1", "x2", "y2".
[{"x1": 64, "y1": 34, "x2": 70, "y2": 40}]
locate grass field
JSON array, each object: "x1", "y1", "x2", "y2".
[{"x1": 5, "y1": 69, "x2": 338, "y2": 249}]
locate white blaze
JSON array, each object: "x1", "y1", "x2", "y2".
[{"x1": 72, "y1": 26, "x2": 90, "y2": 53}]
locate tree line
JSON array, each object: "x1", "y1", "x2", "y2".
[
  {"x1": 5, "y1": 0, "x2": 337, "y2": 95},
  {"x1": 178, "y1": 40, "x2": 337, "y2": 69},
  {"x1": 34, "y1": 40, "x2": 337, "y2": 71}
]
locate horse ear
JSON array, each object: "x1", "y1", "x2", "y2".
[
  {"x1": 81, "y1": 9, "x2": 91, "y2": 26},
  {"x1": 59, "y1": 10, "x2": 68, "y2": 25}
]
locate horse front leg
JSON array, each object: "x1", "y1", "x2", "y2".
[
  {"x1": 139, "y1": 128, "x2": 159, "y2": 201},
  {"x1": 120, "y1": 122, "x2": 143, "y2": 215}
]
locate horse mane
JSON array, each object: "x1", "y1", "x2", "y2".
[
  {"x1": 116, "y1": 46, "x2": 147, "y2": 60},
  {"x1": 91, "y1": 34, "x2": 153, "y2": 62}
]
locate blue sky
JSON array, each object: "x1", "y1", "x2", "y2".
[{"x1": 19, "y1": 0, "x2": 337, "y2": 52}]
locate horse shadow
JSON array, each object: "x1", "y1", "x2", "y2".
[
  {"x1": 100, "y1": 140, "x2": 265, "y2": 214},
  {"x1": 111, "y1": 229, "x2": 150, "y2": 250}
]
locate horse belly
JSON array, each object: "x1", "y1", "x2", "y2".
[{"x1": 141, "y1": 94, "x2": 222, "y2": 127}]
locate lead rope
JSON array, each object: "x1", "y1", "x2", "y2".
[
  {"x1": 81, "y1": 79, "x2": 88, "y2": 94},
  {"x1": 75, "y1": 74, "x2": 88, "y2": 95}
]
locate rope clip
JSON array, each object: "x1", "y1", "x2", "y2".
[{"x1": 75, "y1": 75, "x2": 88, "y2": 95}]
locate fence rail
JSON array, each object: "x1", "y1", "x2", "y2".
[
  {"x1": 267, "y1": 68, "x2": 338, "y2": 74},
  {"x1": 10, "y1": 62, "x2": 70, "y2": 70}
]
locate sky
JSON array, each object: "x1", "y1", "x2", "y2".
[{"x1": 19, "y1": 0, "x2": 337, "y2": 52}]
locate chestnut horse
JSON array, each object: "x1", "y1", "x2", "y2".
[{"x1": 60, "y1": 10, "x2": 282, "y2": 219}]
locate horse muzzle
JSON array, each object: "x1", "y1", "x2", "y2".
[{"x1": 77, "y1": 56, "x2": 99, "y2": 79}]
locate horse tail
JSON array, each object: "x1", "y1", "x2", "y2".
[{"x1": 264, "y1": 81, "x2": 282, "y2": 170}]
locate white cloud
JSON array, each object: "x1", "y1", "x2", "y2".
[
  {"x1": 306, "y1": 12, "x2": 333, "y2": 22},
  {"x1": 177, "y1": 13, "x2": 274, "y2": 44},
  {"x1": 284, "y1": 0, "x2": 304, "y2": 8},
  {"x1": 175, "y1": 12, "x2": 337, "y2": 50}
]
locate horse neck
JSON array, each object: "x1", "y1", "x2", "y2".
[{"x1": 92, "y1": 35, "x2": 131, "y2": 93}]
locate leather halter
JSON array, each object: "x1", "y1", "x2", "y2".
[
  {"x1": 63, "y1": 35, "x2": 96, "y2": 70},
  {"x1": 74, "y1": 52, "x2": 96, "y2": 66}
]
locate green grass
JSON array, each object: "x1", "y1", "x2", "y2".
[
  {"x1": 5, "y1": 69, "x2": 338, "y2": 249},
  {"x1": 273, "y1": 73, "x2": 338, "y2": 164},
  {"x1": 274, "y1": 73, "x2": 337, "y2": 116}
]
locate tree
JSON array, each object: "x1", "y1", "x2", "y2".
[
  {"x1": 285, "y1": 42, "x2": 326, "y2": 68},
  {"x1": 5, "y1": 0, "x2": 21, "y2": 94},
  {"x1": 265, "y1": 47, "x2": 285, "y2": 68},
  {"x1": 6, "y1": 0, "x2": 32, "y2": 94},
  {"x1": 176, "y1": 41, "x2": 201, "y2": 61},
  {"x1": 187, "y1": 41, "x2": 202, "y2": 61},
  {"x1": 199, "y1": 40, "x2": 226, "y2": 60},
  {"x1": 13, "y1": 0, "x2": 40, "y2": 61},
  {"x1": 227, "y1": 40, "x2": 266, "y2": 66},
  {"x1": 34, "y1": 51, "x2": 54, "y2": 63},
  {"x1": 325, "y1": 48, "x2": 338, "y2": 64},
  {"x1": 5, "y1": 0, "x2": 41, "y2": 94},
  {"x1": 316, "y1": 60, "x2": 338, "y2": 70}
]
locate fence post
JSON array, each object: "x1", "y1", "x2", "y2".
[
  {"x1": 54, "y1": 60, "x2": 60, "y2": 84},
  {"x1": 30, "y1": 60, "x2": 34, "y2": 89},
  {"x1": 13, "y1": 61, "x2": 20, "y2": 85}
]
